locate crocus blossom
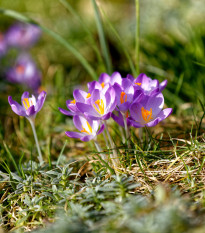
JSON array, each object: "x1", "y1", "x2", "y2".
[
  {"x1": 129, "y1": 92, "x2": 172, "y2": 128},
  {"x1": 76, "y1": 87, "x2": 116, "y2": 120},
  {"x1": 8, "y1": 91, "x2": 46, "y2": 119},
  {"x1": 65, "y1": 115, "x2": 104, "y2": 142},
  {"x1": 6, "y1": 23, "x2": 41, "y2": 49},
  {"x1": 127, "y1": 73, "x2": 167, "y2": 95},
  {"x1": 6, "y1": 53, "x2": 41, "y2": 91}
]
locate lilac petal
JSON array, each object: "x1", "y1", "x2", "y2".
[
  {"x1": 26, "y1": 105, "x2": 36, "y2": 116},
  {"x1": 91, "y1": 89, "x2": 101, "y2": 102},
  {"x1": 35, "y1": 91, "x2": 46, "y2": 112},
  {"x1": 126, "y1": 74, "x2": 134, "y2": 82},
  {"x1": 110, "y1": 72, "x2": 122, "y2": 85},
  {"x1": 111, "y1": 112, "x2": 124, "y2": 127},
  {"x1": 59, "y1": 107, "x2": 75, "y2": 116},
  {"x1": 76, "y1": 102, "x2": 98, "y2": 116},
  {"x1": 65, "y1": 131, "x2": 84, "y2": 139},
  {"x1": 73, "y1": 115, "x2": 84, "y2": 132},
  {"x1": 129, "y1": 118, "x2": 143, "y2": 128},
  {"x1": 97, "y1": 124, "x2": 104, "y2": 135},
  {"x1": 133, "y1": 90, "x2": 143, "y2": 104},
  {"x1": 121, "y1": 78, "x2": 133, "y2": 91},
  {"x1": 21, "y1": 91, "x2": 30, "y2": 104},
  {"x1": 106, "y1": 87, "x2": 116, "y2": 112},
  {"x1": 146, "y1": 92, "x2": 164, "y2": 117},
  {"x1": 118, "y1": 102, "x2": 130, "y2": 112},
  {"x1": 8, "y1": 96, "x2": 26, "y2": 116},
  {"x1": 113, "y1": 83, "x2": 122, "y2": 105},
  {"x1": 81, "y1": 135, "x2": 94, "y2": 142},
  {"x1": 146, "y1": 108, "x2": 172, "y2": 127},
  {"x1": 102, "y1": 112, "x2": 111, "y2": 120},
  {"x1": 99, "y1": 73, "x2": 110, "y2": 84},
  {"x1": 159, "y1": 80, "x2": 168, "y2": 92},
  {"x1": 130, "y1": 102, "x2": 143, "y2": 122},
  {"x1": 73, "y1": 89, "x2": 87, "y2": 102}
]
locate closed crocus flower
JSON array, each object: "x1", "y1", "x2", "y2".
[
  {"x1": 6, "y1": 53, "x2": 41, "y2": 91},
  {"x1": 6, "y1": 23, "x2": 41, "y2": 49},
  {"x1": 65, "y1": 115, "x2": 104, "y2": 142},
  {"x1": 76, "y1": 86, "x2": 116, "y2": 120},
  {"x1": 129, "y1": 92, "x2": 172, "y2": 128},
  {"x1": 8, "y1": 91, "x2": 46, "y2": 120},
  {"x1": 127, "y1": 73, "x2": 167, "y2": 95}
]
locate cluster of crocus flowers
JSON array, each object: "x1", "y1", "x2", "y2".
[
  {"x1": 1, "y1": 22, "x2": 42, "y2": 92},
  {"x1": 8, "y1": 91, "x2": 47, "y2": 164},
  {"x1": 59, "y1": 72, "x2": 172, "y2": 169}
]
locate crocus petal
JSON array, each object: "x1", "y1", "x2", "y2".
[
  {"x1": 73, "y1": 89, "x2": 88, "y2": 102},
  {"x1": 97, "y1": 124, "x2": 104, "y2": 135},
  {"x1": 35, "y1": 91, "x2": 46, "y2": 112},
  {"x1": 128, "y1": 118, "x2": 143, "y2": 128},
  {"x1": 111, "y1": 112, "x2": 124, "y2": 127},
  {"x1": 110, "y1": 72, "x2": 122, "y2": 85},
  {"x1": 73, "y1": 115, "x2": 86, "y2": 132},
  {"x1": 146, "y1": 108, "x2": 172, "y2": 127},
  {"x1": 118, "y1": 102, "x2": 131, "y2": 112},
  {"x1": 102, "y1": 112, "x2": 111, "y2": 120},
  {"x1": 65, "y1": 131, "x2": 84, "y2": 139},
  {"x1": 59, "y1": 107, "x2": 75, "y2": 116},
  {"x1": 26, "y1": 105, "x2": 36, "y2": 116},
  {"x1": 21, "y1": 91, "x2": 29, "y2": 105},
  {"x1": 159, "y1": 80, "x2": 168, "y2": 92},
  {"x1": 80, "y1": 135, "x2": 95, "y2": 142},
  {"x1": 8, "y1": 96, "x2": 26, "y2": 116},
  {"x1": 99, "y1": 73, "x2": 111, "y2": 84},
  {"x1": 76, "y1": 102, "x2": 98, "y2": 117},
  {"x1": 145, "y1": 92, "x2": 164, "y2": 117}
]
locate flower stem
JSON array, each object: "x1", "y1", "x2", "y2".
[
  {"x1": 94, "y1": 140, "x2": 107, "y2": 162},
  {"x1": 28, "y1": 118, "x2": 44, "y2": 164},
  {"x1": 103, "y1": 121, "x2": 120, "y2": 169},
  {"x1": 122, "y1": 112, "x2": 131, "y2": 148}
]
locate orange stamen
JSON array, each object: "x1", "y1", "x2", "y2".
[
  {"x1": 81, "y1": 121, "x2": 92, "y2": 135},
  {"x1": 120, "y1": 92, "x2": 127, "y2": 104},
  {"x1": 70, "y1": 99, "x2": 76, "y2": 104},
  {"x1": 93, "y1": 99, "x2": 104, "y2": 115},
  {"x1": 135, "y1": 82, "x2": 141, "y2": 86},
  {"x1": 86, "y1": 93, "x2": 91, "y2": 98},
  {"x1": 126, "y1": 111, "x2": 129, "y2": 118},
  {"x1": 141, "y1": 107, "x2": 153, "y2": 122},
  {"x1": 101, "y1": 82, "x2": 105, "y2": 89}
]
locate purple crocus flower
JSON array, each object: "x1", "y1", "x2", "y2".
[
  {"x1": 129, "y1": 92, "x2": 172, "y2": 128},
  {"x1": 6, "y1": 23, "x2": 41, "y2": 49},
  {"x1": 59, "y1": 89, "x2": 92, "y2": 116},
  {"x1": 127, "y1": 73, "x2": 167, "y2": 95},
  {"x1": 76, "y1": 86, "x2": 117, "y2": 120},
  {"x1": 8, "y1": 91, "x2": 46, "y2": 120},
  {"x1": 65, "y1": 115, "x2": 104, "y2": 142},
  {"x1": 6, "y1": 53, "x2": 41, "y2": 91},
  {"x1": 0, "y1": 33, "x2": 7, "y2": 57},
  {"x1": 111, "y1": 110, "x2": 132, "y2": 128}
]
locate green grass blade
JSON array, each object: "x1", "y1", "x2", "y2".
[
  {"x1": 59, "y1": 0, "x2": 104, "y2": 68},
  {"x1": 91, "y1": 0, "x2": 113, "y2": 74},
  {"x1": 57, "y1": 140, "x2": 68, "y2": 166},
  {"x1": 0, "y1": 8, "x2": 98, "y2": 80},
  {"x1": 100, "y1": 9, "x2": 137, "y2": 77},
  {"x1": 3, "y1": 141, "x2": 21, "y2": 176},
  {"x1": 135, "y1": 0, "x2": 140, "y2": 75},
  {"x1": 19, "y1": 152, "x2": 25, "y2": 179}
]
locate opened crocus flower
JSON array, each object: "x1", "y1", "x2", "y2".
[
  {"x1": 127, "y1": 73, "x2": 167, "y2": 95},
  {"x1": 76, "y1": 86, "x2": 116, "y2": 120},
  {"x1": 59, "y1": 89, "x2": 92, "y2": 116},
  {"x1": 8, "y1": 91, "x2": 46, "y2": 120},
  {"x1": 129, "y1": 92, "x2": 172, "y2": 128},
  {"x1": 6, "y1": 23, "x2": 41, "y2": 49},
  {"x1": 65, "y1": 115, "x2": 104, "y2": 142},
  {"x1": 8, "y1": 91, "x2": 46, "y2": 164},
  {"x1": 6, "y1": 53, "x2": 41, "y2": 91}
]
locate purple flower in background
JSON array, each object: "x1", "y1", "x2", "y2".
[
  {"x1": 76, "y1": 87, "x2": 116, "y2": 120},
  {"x1": 129, "y1": 92, "x2": 172, "y2": 128},
  {"x1": 6, "y1": 23, "x2": 41, "y2": 49},
  {"x1": 8, "y1": 91, "x2": 46, "y2": 119},
  {"x1": 111, "y1": 110, "x2": 131, "y2": 128},
  {"x1": 0, "y1": 33, "x2": 7, "y2": 56},
  {"x1": 127, "y1": 73, "x2": 167, "y2": 95},
  {"x1": 6, "y1": 53, "x2": 41, "y2": 91},
  {"x1": 65, "y1": 115, "x2": 104, "y2": 142}
]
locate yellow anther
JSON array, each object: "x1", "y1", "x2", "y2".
[
  {"x1": 86, "y1": 93, "x2": 91, "y2": 98},
  {"x1": 135, "y1": 82, "x2": 141, "y2": 86},
  {"x1": 141, "y1": 107, "x2": 153, "y2": 122},
  {"x1": 93, "y1": 99, "x2": 104, "y2": 115},
  {"x1": 70, "y1": 99, "x2": 76, "y2": 104},
  {"x1": 81, "y1": 121, "x2": 92, "y2": 135},
  {"x1": 101, "y1": 82, "x2": 105, "y2": 89},
  {"x1": 126, "y1": 111, "x2": 129, "y2": 118},
  {"x1": 120, "y1": 92, "x2": 127, "y2": 104},
  {"x1": 23, "y1": 98, "x2": 30, "y2": 110}
]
